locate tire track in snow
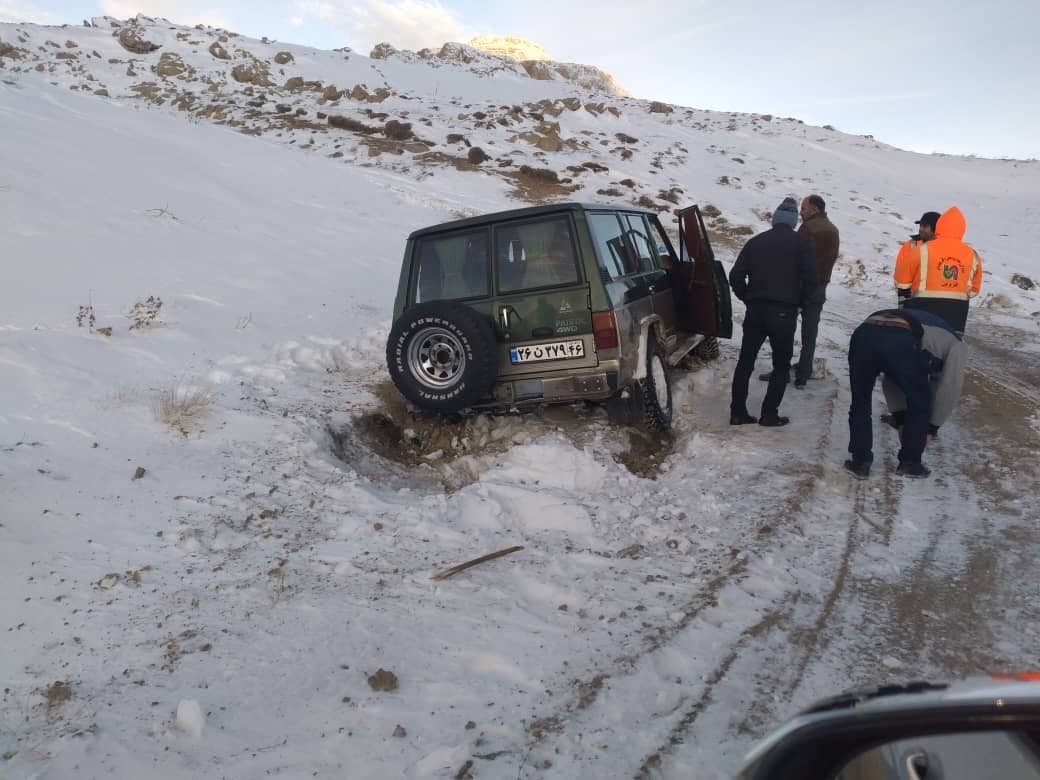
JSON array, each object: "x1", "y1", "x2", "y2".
[
  {"x1": 700, "y1": 323, "x2": 1040, "y2": 769},
  {"x1": 632, "y1": 600, "x2": 796, "y2": 780},
  {"x1": 624, "y1": 379, "x2": 861, "y2": 774},
  {"x1": 496, "y1": 380, "x2": 843, "y2": 778}
]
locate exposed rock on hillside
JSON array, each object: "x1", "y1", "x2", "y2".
[{"x1": 468, "y1": 35, "x2": 550, "y2": 62}]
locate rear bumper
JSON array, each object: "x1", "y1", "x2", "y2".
[{"x1": 487, "y1": 362, "x2": 620, "y2": 407}]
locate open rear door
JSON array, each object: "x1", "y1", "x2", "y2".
[{"x1": 672, "y1": 205, "x2": 733, "y2": 339}]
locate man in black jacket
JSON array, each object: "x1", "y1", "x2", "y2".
[{"x1": 729, "y1": 198, "x2": 819, "y2": 427}]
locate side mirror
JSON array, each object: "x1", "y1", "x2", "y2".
[{"x1": 736, "y1": 678, "x2": 1040, "y2": 780}]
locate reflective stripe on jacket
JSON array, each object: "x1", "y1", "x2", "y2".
[
  {"x1": 893, "y1": 206, "x2": 982, "y2": 301},
  {"x1": 894, "y1": 238, "x2": 921, "y2": 297}
]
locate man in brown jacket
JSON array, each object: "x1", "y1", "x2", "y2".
[
  {"x1": 763, "y1": 194, "x2": 840, "y2": 387},
  {"x1": 794, "y1": 195, "x2": 839, "y2": 385}
]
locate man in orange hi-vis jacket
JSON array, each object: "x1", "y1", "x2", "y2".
[{"x1": 893, "y1": 206, "x2": 983, "y2": 333}]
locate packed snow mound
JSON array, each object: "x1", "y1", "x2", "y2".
[
  {"x1": 468, "y1": 34, "x2": 551, "y2": 62},
  {"x1": 175, "y1": 700, "x2": 206, "y2": 737}
]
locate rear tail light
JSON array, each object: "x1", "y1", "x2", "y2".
[{"x1": 592, "y1": 310, "x2": 619, "y2": 350}]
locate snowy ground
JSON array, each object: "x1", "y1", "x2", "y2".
[{"x1": 2, "y1": 17, "x2": 1040, "y2": 780}]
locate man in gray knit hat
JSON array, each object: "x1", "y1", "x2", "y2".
[{"x1": 728, "y1": 198, "x2": 819, "y2": 426}]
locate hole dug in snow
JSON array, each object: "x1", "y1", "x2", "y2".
[
  {"x1": 327, "y1": 408, "x2": 535, "y2": 492},
  {"x1": 326, "y1": 380, "x2": 676, "y2": 489}
]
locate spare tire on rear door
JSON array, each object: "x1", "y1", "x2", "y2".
[{"x1": 386, "y1": 302, "x2": 497, "y2": 413}]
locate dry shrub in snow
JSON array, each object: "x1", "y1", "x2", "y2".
[
  {"x1": 517, "y1": 165, "x2": 558, "y2": 183},
  {"x1": 1011, "y1": 273, "x2": 1035, "y2": 291},
  {"x1": 156, "y1": 382, "x2": 213, "y2": 433},
  {"x1": 76, "y1": 303, "x2": 96, "y2": 331},
  {"x1": 128, "y1": 296, "x2": 163, "y2": 329},
  {"x1": 383, "y1": 120, "x2": 413, "y2": 140},
  {"x1": 328, "y1": 114, "x2": 378, "y2": 134}
]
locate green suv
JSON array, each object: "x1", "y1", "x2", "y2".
[{"x1": 386, "y1": 202, "x2": 732, "y2": 430}]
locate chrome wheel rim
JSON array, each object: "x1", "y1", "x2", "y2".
[{"x1": 408, "y1": 327, "x2": 467, "y2": 390}]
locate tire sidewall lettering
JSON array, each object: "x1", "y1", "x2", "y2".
[{"x1": 386, "y1": 303, "x2": 495, "y2": 412}]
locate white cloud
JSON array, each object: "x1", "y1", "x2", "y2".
[
  {"x1": 0, "y1": 1, "x2": 61, "y2": 24},
  {"x1": 293, "y1": 0, "x2": 468, "y2": 52},
  {"x1": 99, "y1": 0, "x2": 229, "y2": 30},
  {"x1": 290, "y1": 15, "x2": 304, "y2": 27}
]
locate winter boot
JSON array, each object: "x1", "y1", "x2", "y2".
[
  {"x1": 844, "y1": 459, "x2": 871, "y2": 480},
  {"x1": 896, "y1": 461, "x2": 931, "y2": 478}
]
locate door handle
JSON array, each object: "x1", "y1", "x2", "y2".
[
  {"x1": 905, "y1": 752, "x2": 932, "y2": 780},
  {"x1": 500, "y1": 306, "x2": 521, "y2": 331}
]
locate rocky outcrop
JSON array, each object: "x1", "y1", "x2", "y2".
[
  {"x1": 156, "y1": 52, "x2": 187, "y2": 78},
  {"x1": 468, "y1": 35, "x2": 550, "y2": 62},
  {"x1": 117, "y1": 26, "x2": 160, "y2": 55},
  {"x1": 521, "y1": 60, "x2": 628, "y2": 96},
  {"x1": 0, "y1": 42, "x2": 28, "y2": 61},
  {"x1": 349, "y1": 85, "x2": 392, "y2": 103},
  {"x1": 369, "y1": 43, "x2": 397, "y2": 60},
  {"x1": 208, "y1": 41, "x2": 229, "y2": 60},
  {"x1": 368, "y1": 36, "x2": 625, "y2": 94},
  {"x1": 231, "y1": 60, "x2": 274, "y2": 86}
]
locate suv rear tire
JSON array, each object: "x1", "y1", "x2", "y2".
[
  {"x1": 386, "y1": 302, "x2": 497, "y2": 413},
  {"x1": 635, "y1": 333, "x2": 673, "y2": 431}
]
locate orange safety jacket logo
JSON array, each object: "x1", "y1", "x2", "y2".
[
  {"x1": 916, "y1": 244, "x2": 978, "y2": 299},
  {"x1": 940, "y1": 258, "x2": 961, "y2": 284}
]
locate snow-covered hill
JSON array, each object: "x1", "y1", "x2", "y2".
[
  {"x1": 2, "y1": 13, "x2": 1039, "y2": 780},
  {"x1": 2, "y1": 14, "x2": 1035, "y2": 311}
]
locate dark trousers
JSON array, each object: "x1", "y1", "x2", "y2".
[
  {"x1": 731, "y1": 305, "x2": 797, "y2": 418},
  {"x1": 848, "y1": 324, "x2": 932, "y2": 465},
  {"x1": 796, "y1": 286, "x2": 826, "y2": 382},
  {"x1": 902, "y1": 297, "x2": 968, "y2": 334}
]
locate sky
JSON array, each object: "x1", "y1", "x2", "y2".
[{"x1": 6, "y1": 0, "x2": 1039, "y2": 160}]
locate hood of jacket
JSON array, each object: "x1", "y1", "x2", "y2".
[{"x1": 936, "y1": 206, "x2": 966, "y2": 241}]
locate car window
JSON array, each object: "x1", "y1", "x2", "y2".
[
  {"x1": 622, "y1": 214, "x2": 657, "y2": 273},
  {"x1": 494, "y1": 216, "x2": 580, "y2": 293},
  {"x1": 678, "y1": 208, "x2": 710, "y2": 265},
  {"x1": 413, "y1": 229, "x2": 489, "y2": 303},
  {"x1": 588, "y1": 213, "x2": 640, "y2": 280},
  {"x1": 649, "y1": 217, "x2": 677, "y2": 269}
]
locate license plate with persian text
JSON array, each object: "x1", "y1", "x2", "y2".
[{"x1": 509, "y1": 339, "x2": 585, "y2": 364}]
